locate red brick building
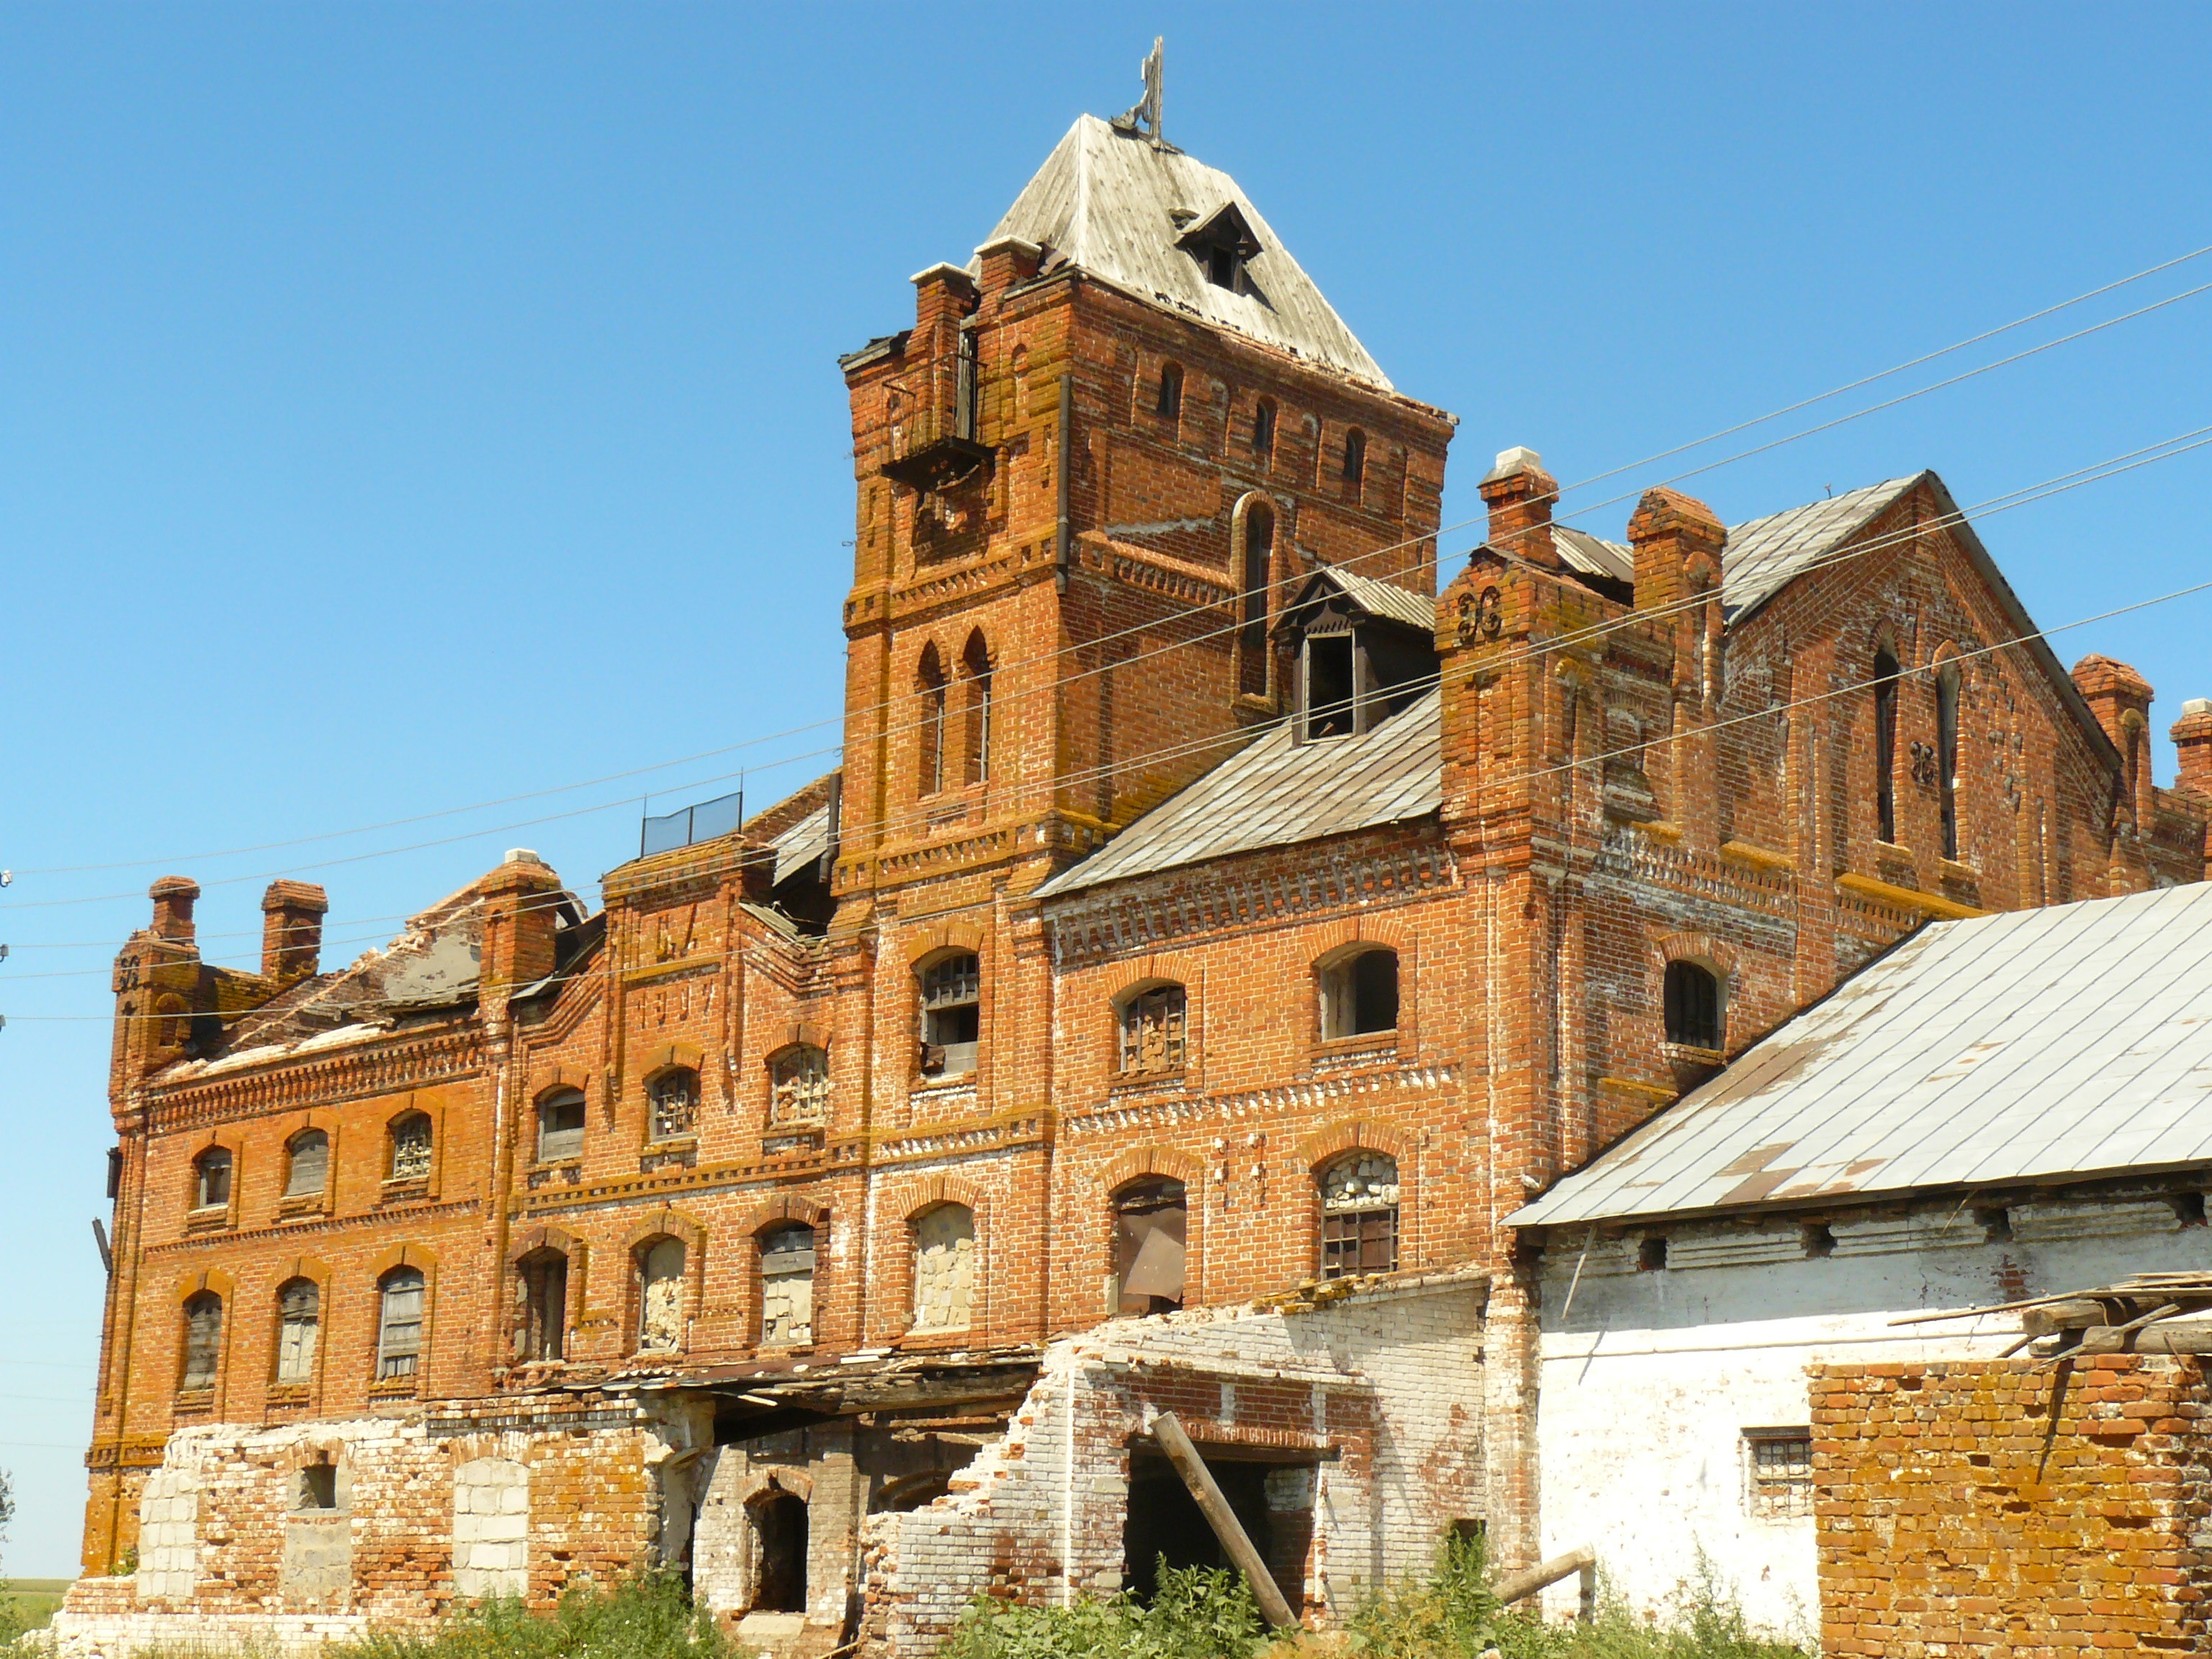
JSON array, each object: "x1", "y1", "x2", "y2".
[{"x1": 62, "y1": 105, "x2": 2211, "y2": 1658}]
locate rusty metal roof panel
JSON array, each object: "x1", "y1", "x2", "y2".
[
  {"x1": 1509, "y1": 883, "x2": 2212, "y2": 1229},
  {"x1": 1036, "y1": 688, "x2": 1442, "y2": 896}
]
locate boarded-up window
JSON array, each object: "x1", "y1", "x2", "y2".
[
  {"x1": 649, "y1": 1069, "x2": 699, "y2": 1142},
  {"x1": 536, "y1": 1088, "x2": 586, "y2": 1162},
  {"x1": 378, "y1": 1268, "x2": 425, "y2": 1379},
  {"x1": 1319, "y1": 1152, "x2": 1398, "y2": 1280},
  {"x1": 637, "y1": 1236, "x2": 685, "y2": 1352},
  {"x1": 769, "y1": 1046, "x2": 830, "y2": 1123},
  {"x1": 1113, "y1": 1178, "x2": 1187, "y2": 1314},
  {"x1": 181, "y1": 1291, "x2": 222, "y2": 1388},
  {"x1": 920, "y1": 953, "x2": 980, "y2": 1078},
  {"x1": 911, "y1": 1204, "x2": 976, "y2": 1331},
  {"x1": 284, "y1": 1130, "x2": 328, "y2": 1197},
  {"x1": 760, "y1": 1224, "x2": 815, "y2": 1347},
  {"x1": 1118, "y1": 984, "x2": 1187, "y2": 1074},
  {"x1": 1744, "y1": 1428, "x2": 1813, "y2": 1519},
  {"x1": 276, "y1": 1279, "x2": 319, "y2": 1383},
  {"x1": 194, "y1": 1148, "x2": 232, "y2": 1210},
  {"x1": 388, "y1": 1113, "x2": 433, "y2": 1182}
]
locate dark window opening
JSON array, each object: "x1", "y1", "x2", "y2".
[
  {"x1": 181, "y1": 1290, "x2": 222, "y2": 1388},
  {"x1": 1874, "y1": 649, "x2": 1900, "y2": 844},
  {"x1": 1321, "y1": 949, "x2": 1398, "y2": 1040},
  {"x1": 1976, "y1": 1205, "x2": 2013, "y2": 1244},
  {"x1": 1638, "y1": 1236, "x2": 1668, "y2": 1272},
  {"x1": 870, "y1": 1470, "x2": 955, "y2": 1514},
  {"x1": 1663, "y1": 961, "x2": 1722, "y2": 1051},
  {"x1": 1938, "y1": 666, "x2": 1961, "y2": 858},
  {"x1": 919, "y1": 953, "x2": 981, "y2": 1078},
  {"x1": 917, "y1": 644, "x2": 948, "y2": 798},
  {"x1": 1303, "y1": 635, "x2": 1354, "y2": 739},
  {"x1": 963, "y1": 631, "x2": 993, "y2": 786},
  {"x1": 1239, "y1": 503, "x2": 1274, "y2": 698},
  {"x1": 107, "y1": 1146, "x2": 122, "y2": 1200},
  {"x1": 1155, "y1": 362, "x2": 1184, "y2": 420},
  {"x1": 2175, "y1": 1192, "x2": 2208, "y2": 1228},
  {"x1": 1251, "y1": 398, "x2": 1276, "y2": 461},
  {"x1": 1341, "y1": 428, "x2": 1366, "y2": 487},
  {"x1": 749, "y1": 1492, "x2": 809, "y2": 1613},
  {"x1": 1804, "y1": 1223, "x2": 1837, "y2": 1259},
  {"x1": 297, "y1": 1462, "x2": 338, "y2": 1512},
  {"x1": 518, "y1": 1249, "x2": 568, "y2": 1363},
  {"x1": 536, "y1": 1088, "x2": 586, "y2": 1163},
  {"x1": 1124, "y1": 1452, "x2": 1303, "y2": 1613},
  {"x1": 1318, "y1": 1151, "x2": 1399, "y2": 1279},
  {"x1": 1113, "y1": 1178, "x2": 1188, "y2": 1315},
  {"x1": 194, "y1": 1148, "x2": 232, "y2": 1210}
]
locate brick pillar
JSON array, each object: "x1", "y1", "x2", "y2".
[
  {"x1": 1478, "y1": 447, "x2": 1560, "y2": 570},
  {"x1": 148, "y1": 875, "x2": 199, "y2": 943},
  {"x1": 479, "y1": 851, "x2": 567, "y2": 1017},
  {"x1": 259, "y1": 880, "x2": 328, "y2": 983}
]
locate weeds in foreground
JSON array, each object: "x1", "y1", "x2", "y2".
[{"x1": 331, "y1": 1573, "x2": 746, "y2": 1659}]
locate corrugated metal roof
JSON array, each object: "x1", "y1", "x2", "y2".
[
  {"x1": 978, "y1": 115, "x2": 1393, "y2": 391},
  {"x1": 1316, "y1": 566, "x2": 1438, "y2": 632},
  {"x1": 771, "y1": 805, "x2": 831, "y2": 886},
  {"x1": 1722, "y1": 475, "x2": 1919, "y2": 621},
  {"x1": 1035, "y1": 688, "x2": 1442, "y2": 896},
  {"x1": 1555, "y1": 524, "x2": 1634, "y2": 585},
  {"x1": 1509, "y1": 883, "x2": 2212, "y2": 1230}
]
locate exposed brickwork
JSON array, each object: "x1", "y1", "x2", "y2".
[{"x1": 1812, "y1": 1357, "x2": 2212, "y2": 1655}]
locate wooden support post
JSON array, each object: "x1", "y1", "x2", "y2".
[
  {"x1": 1492, "y1": 1545, "x2": 1598, "y2": 1622},
  {"x1": 1150, "y1": 1412, "x2": 1299, "y2": 1629}
]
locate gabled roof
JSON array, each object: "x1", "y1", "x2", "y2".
[
  {"x1": 1722, "y1": 476, "x2": 1918, "y2": 620},
  {"x1": 1282, "y1": 565, "x2": 1438, "y2": 634},
  {"x1": 1035, "y1": 688, "x2": 1442, "y2": 898},
  {"x1": 977, "y1": 115, "x2": 1393, "y2": 390},
  {"x1": 1509, "y1": 883, "x2": 2212, "y2": 1231}
]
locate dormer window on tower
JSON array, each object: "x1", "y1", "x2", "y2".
[
  {"x1": 1176, "y1": 202, "x2": 1262, "y2": 295},
  {"x1": 1277, "y1": 570, "x2": 1439, "y2": 742}
]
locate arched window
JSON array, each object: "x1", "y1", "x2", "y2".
[
  {"x1": 1319, "y1": 948, "x2": 1398, "y2": 1040},
  {"x1": 387, "y1": 1112, "x2": 433, "y2": 1182},
  {"x1": 747, "y1": 1491, "x2": 809, "y2": 1614},
  {"x1": 1117, "y1": 983, "x2": 1187, "y2": 1074},
  {"x1": 769, "y1": 1046, "x2": 830, "y2": 1123},
  {"x1": 917, "y1": 644, "x2": 948, "y2": 798},
  {"x1": 1155, "y1": 361, "x2": 1184, "y2": 420},
  {"x1": 918, "y1": 952, "x2": 981, "y2": 1079},
  {"x1": 648, "y1": 1067, "x2": 699, "y2": 1143},
  {"x1": 284, "y1": 1130, "x2": 328, "y2": 1198},
  {"x1": 637, "y1": 1236, "x2": 685, "y2": 1352},
  {"x1": 911, "y1": 1203, "x2": 976, "y2": 1332},
  {"x1": 1238, "y1": 500, "x2": 1275, "y2": 698},
  {"x1": 516, "y1": 1248, "x2": 567, "y2": 1362},
  {"x1": 760, "y1": 1223, "x2": 816, "y2": 1347},
  {"x1": 1663, "y1": 960, "x2": 1723, "y2": 1051},
  {"x1": 1873, "y1": 647, "x2": 1901, "y2": 844},
  {"x1": 1318, "y1": 1152, "x2": 1398, "y2": 1280},
  {"x1": 275, "y1": 1279, "x2": 319, "y2": 1384},
  {"x1": 536, "y1": 1087, "x2": 586, "y2": 1163},
  {"x1": 1112, "y1": 1178, "x2": 1186, "y2": 1314},
  {"x1": 1341, "y1": 427, "x2": 1367, "y2": 488},
  {"x1": 1937, "y1": 662, "x2": 1961, "y2": 859},
  {"x1": 1251, "y1": 397, "x2": 1277, "y2": 462},
  {"x1": 192, "y1": 1147, "x2": 233, "y2": 1211},
  {"x1": 962, "y1": 630, "x2": 993, "y2": 787},
  {"x1": 377, "y1": 1267, "x2": 426, "y2": 1379},
  {"x1": 156, "y1": 992, "x2": 191, "y2": 1050},
  {"x1": 181, "y1": 1290, "x2": 223, "y2": 1389}
]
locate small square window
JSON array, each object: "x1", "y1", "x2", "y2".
[
  {"x1": 297, "y1": 1463, "x2": 338, "y2": 1511},
  {"x1": 1743, "y1": 1428, "x2": 1813, "y2": 1519}
]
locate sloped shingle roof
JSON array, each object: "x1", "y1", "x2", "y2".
[{"x1": 1722, "y1": 476, "x2": 1918, "y2": 620}]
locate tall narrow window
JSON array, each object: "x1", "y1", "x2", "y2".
[
  {"x1": 1937, "y1": 665, "x2": 1961, "y2": 859},
  {"x1": 536, "y1": 1087, "x2": 586, "y2": 1163},
  {"x1": 1251, "y1": 397, "x2": 1277, "y2": 462},
  {"x1": 648, "y1": 1068, "x2": 699, "y2": 1142},
  {"x1": 1320, "y1": 948, "x2": 1398, "y2": 1040},
  {"x1": 1319, "y1": 1153, "x2": 1398, "y2": 1279},
  {"x1": 637, "y1": 1236, "x2": 685, "y2": 1352},
  {"x1": 1155, "y1": 361, "x2": 1184, "y2": 419},
  {"x1": 917, "y1": 644, "x2": 948, "y2": 798},
  {"x1": 193, "y1": 1147, "x2": 233, "y2": 1211},
  {"x1": 517, "y1": 1249, "x2": 567, "y2": 1362},
  {"x1": 911, "y1": 1203, "x2": 976, "y2": 1332},
  {"x1": 1239, "y1": 502, "x2": 1274, "y2": 698},
  {"x1": 181, "y1": 1291, "x2": 222, "y2": 1389},
  {"x1": 1664, "y1": 960, "x2": 1723, "y2": 1051},
  {"x1": 1341, "y1": 428, "x2": 1367, "y2": 489},
  {"x1": 388, "y1": 1112, "x2": 433, "y2": 1182},
  {"x1": 759, "y1": 1223, "x2": 816, "y2": 1346},
  {"x1": 377, "y1": 1267, "x2": 425, "y2": 1379},
  {"x1": 963, "y1": 630, "x2": 993, "y2": 786},
  {"x1": 1874, "y1": 648, "x2": 1900, "y2": 844},
  {"x1": 284, "y1": 1130, "x2": 328, "y2": 1198},
  {"x1": 275, "y1": 1279, "x2": 320, "y2": 1384},
  {"x1": 1118, "y1": 983, "x2": 1187, "y2": 1074},
  {"x1": 1112, "y1": 1178, "x2": 1187, "y2": 1314},
  {"x1": 919, "y1": 953, "x2": 981, "y2": 1079}
]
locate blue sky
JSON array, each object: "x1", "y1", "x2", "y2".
[{"x1": 4, "y1": 4, "x2": 2210, "y2": 1579}]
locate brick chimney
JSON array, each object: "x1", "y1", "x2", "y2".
[
  {"x1": 974, "y1": 235, "x2": 1042, "y2": 295},
  {"x1": 2172, "y1": 698, "x2": 2212, "y2": 799},
  {"x1": 1479, "y1": 447, "x2": 1561, "y2": 570},
  {"x1": 148, "y1": 876, "x2": 199, "y2": 943},
  {"x1": 260, "y1": 881, "x2": 328, "y2": 984},
  {"x1": 1627, "y1": 487, "x2": 1727, "y2": 616},
  {"x1": 2072, "y1": 654, "x2": 2156, "y2": 830},
  {"x1": 479, "y1": 850, "x2": 566, "y2": 1010}
]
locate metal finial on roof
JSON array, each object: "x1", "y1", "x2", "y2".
[{"x1": 1110, "y1": 37, "x2": 1166, "y2": 149}]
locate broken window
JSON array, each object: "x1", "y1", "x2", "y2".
[
  {"x1": 1320, "y1": 948, "x2": 1398, "y2": 1040},
  {"x1": 1118, "y1": 983, "x2": 1187, "y2": 1074},
  {"x1": 759, "y1": 1223, "x2": 815, "y2": 1346},
  {"x1": 1938, "y1": 662, "x2": 1961, "y2": 858},
  {"x1": 1155, "y1": 361, "x2": 1183, "y2": 420},
  {"x1": 917, "y1": 642, "x2": 948, "y2": 797},
  {"x1": 1112, "y1": 1178, "x2": 1187, "y2": 1314},
  {"x1": 284, "y1": 1130, "x2": 328, "y2": 1198},
  {"x1": 963, "y1": 630, "x2": 993, "y2": 786},
  {"x1": 536, "y1": 1087, "x2": 585, "y2": 1163},
  {"x1": 637, "y1": 1236, "x2": 685, "y2": 1352},
  {"x1": 275, "y1": 1278, "x2": 320, "y2": 1384},
  {"x1": 911, "y1": 1202, "x2": 976, "y2": 1332},
  {"x1": 919, "y1": 952, "x2": 981, "y2": 1079},
  {"x1": 1341, "y1": 427, "x2": 1366, "y2": 489},
  {"x1": 377, "y1": 1267, "x2": 425, "y2": 1380},
  {"x1": 1251, "y1": 397, "x2": 1276, "y2": 462},
  {"x1": 193, "y1": 1147, "x2": 233, "y2": 1211},
  {"x1": 747, "y1": 1491, "x2": 809, "y2": 1613},
  {"x1": 1663, "y1": 960, "x2": 1722, "y2": 1051},
  {"x1": 1743, "y1": 1427, "x2": 1814, "y2": 1519},
  {"x1": 648, "y1": 1067, "x2": 699, "y2": 1142},
  {"x1": 769, "y1": 1045, "x2": 830, "y2": 1123},
  {"x1": 387, "y1": 1112, "x2": 433, "y2": 1182},
  {"x1": 1874, "y1": 647, "x2": 1900, "y2": 843},
  {"x1": 1319, "y1": 1152, "x2": 1398, "y2": 1280},
  {"x1": 1238, "y1": 502, "x2": 1274, "y2": 698},
  {"x1": 516, "y1": 1248, "x2": 567, "y2": 1362},
  {"x1": 181, "y1": 1290, "x2": 222, "y2": 1389}
]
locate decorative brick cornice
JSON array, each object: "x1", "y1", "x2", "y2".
[
  {"x1": 145, "y1": 1030, "x2": 482, "y2": 1133},
  {"x1": 142, "y1": 1199, "x2": 481, "y2": 1259},
  {"x1": 1065, "y1": 1064, "x2": 1459, "y2": 1138}
]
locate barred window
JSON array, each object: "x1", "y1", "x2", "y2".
[
  {"x1": 536, "y1": 1087, "x2": 586, "y2": 1162},
  {"x1": 769, "y1": 1046, "x2": 830, "y2": 1123},
  {"x1": 181, "y1": 1291, "x2": 222, "y2": 1389},
  {"x1": 388, "y1": 1112, "x2": 433, "y2": 1182},
  {"x1": 1744, "y1": 1428, "x2": 1813, "y2": 1519},
  {"x1": 1664, "y1": 961, "x2": 1723, "y2": 1051},
  {"x1": 1319, "y1": 1151, "x2": 1399, "y2": 1280},
  {"x1": 275, "y1": 1279, "x2": 320, "y2": 1384},
  {"x1": 377, "y1": 1267, "x2": 426, "y2": 1379},
  {"x1": 648, "y1": 1068, "x2": 699, "y2": 1142},
  {"x1": 1118, "y1": 984, "x2": 1187, "y2": 1074},
  {"x1": 284, "y1": 1130, "x2": 328, "y2": 1197}
]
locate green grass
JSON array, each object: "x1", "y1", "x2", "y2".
[{"x1": 0, "y1": 1581, "x2": 73, "y2": 1640}]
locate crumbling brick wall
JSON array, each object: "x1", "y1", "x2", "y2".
[{"x1": 1812, "y1": 1357, "x2": 2212, "y2": 1656}]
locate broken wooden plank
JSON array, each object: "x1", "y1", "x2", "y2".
[
  {"x1": 1493, "y1": 1546, "x2": 1598, "y2": 1622},
  {"x1": 1151, "y1": 1411, "x2": 1299, "y2": 1629}
]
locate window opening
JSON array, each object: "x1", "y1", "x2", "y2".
[
  {"x1": 1303, "y1": 635, "x2": 1354, "y2": 739},
  {"x1": 1207, "y1": 243, "x2": 1240, "y2": 289},
  {"x1": 1938, "y1": 665, "x2": 1961, "y2": 858},
  {"x1": 1977, "y1": 1205, "x2": 2013, "y2": 1243},
  {"x1": 1251, "y1": 397, "x2": 1276, "y2": 461},
  {"x1": 919, "y1": 953, "x2": 980, "y2": 1078},
  {"x1": 377, "y1": 1267, "x2": 425, "y2": 1379},
  {"x1": 1663, "y1": 961, "x2": 1722, "y2": 1051},
  {"x1": 1155, "y1": 361, "x2": 1183, "y2": 419},
  {"x1": 1803, "y1": 1223, "x2": 1837, "y2": 1259},
  {"x1": 1874, "y1": 648, "x2": 1900, "y2": 843},
  {"x1": 194, "y1": 1147, "x2": 233, "y2": 1210},
  {"x1": 1341, "y1": 428, "x2": 1366, "y2": 488},
  {"x1": 1124, "y1": 1452, "x2": 1292, "y2": 1609},
  {"x1": 760, "y1": 1223, "x2": 816, "y2": 1346},
  {"x1": 1743, "y1": 1428, "x2": 1814, "y2": 1519},
  {"x1": 769, "y1": 1046, "x2": 830, "y2": 1123},
  {"x1": 1638, "y1": 1236, "x2": 1668, "y2": 1272},
  {"x1": 276, "y1": 1279, "x2": 320, "y2": 1384},
  {"x1": 1238, "y1": 503, "x2": 1274, "y2": 698},
  {"x1": 284, "y1": 1130, "x2": 328, "y2": 1197},
  {"x1": 181, "y1": 1290, "x2": 222, "y2": 1388},
  {"x1": 388, "y1": 1112, "x2": 433, "y2": 1182},
  {"x1": 296, "y1": 1461, "x2": 338, "y2": 1512},
  {"x1": 648, "y1": 1067, "x2": 699, "y2": 1142},
  {"x1": 637, "y1": 1236, "x2": 685, "y2": 1352},
  {"x1": 1319, "y1": 1152, "x2": 1398, "y2": 1279},
  {"x1": 917, "y1": 644, "x2": 947, "y2": 797},
  {"x1": 748, "y1": 1491, "x2": 809, "y2": 1614},
  {"x1": 963, "y1": 631, "x2": 993, "y2": 786},
  {"x1": 536, "y1": 1088, "x2": 585, "y2": 1162},
  {"x1": 911, "y1": 1203, "x2": 976, "y2": 1332},
  {"x1": 1113, "y1": 1178, "x2": 1187, "y2": 1314},
  {"x1": 518, "y1": 1249, "x2": 567, "y2": 1363},
  {"x1": 1320, "y1": 948, "x2": 1398, "y2": 1040},
  {"x1": 1118, "y1": 984, "x2": 1187, "y2": 1074}
]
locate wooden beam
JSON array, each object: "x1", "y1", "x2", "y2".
[
  {"x1": 1151, "y1": 1412, "x2": 1299, "y2": 1629},
  {"x1": 1493, "y1": 1546, "x2": 1597, "y2": 1619}
]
